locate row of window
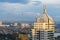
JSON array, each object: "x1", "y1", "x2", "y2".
[{"x1": 34, "y1": 24, "x2": 54, "y2": 25}]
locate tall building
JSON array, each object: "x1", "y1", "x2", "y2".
[{"x1": 31, "y1": 4, "x2": 55, "y2": 40}]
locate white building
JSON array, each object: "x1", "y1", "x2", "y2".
[
  {"x1": 0, "y1": 20, "x2": 9, "y2": 27},
  {"x1": 21, "y1": 23, "x2": 30, "y2": 28},
  {"x1": 31, "y1": 4, "x2": 55, "y2": 40},
  {"x1": 13, "y1": 22, "x2": 18, "y2": 26}
]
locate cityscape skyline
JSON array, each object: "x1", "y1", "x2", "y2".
[{"x1": 0, "y1": 0, "x2": 60, "y2": 40}]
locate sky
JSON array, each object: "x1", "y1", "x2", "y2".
[{"x1": 0, "y1": 0, "x2": 60, "y2": 22}]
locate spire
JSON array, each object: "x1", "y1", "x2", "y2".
[{"x1": 43, "y1": 4, "x2": 46, "y2": 13}]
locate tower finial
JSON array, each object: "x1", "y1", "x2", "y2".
[{"x1": 43, "y1": 4, "x2": 46, "y2": 13}]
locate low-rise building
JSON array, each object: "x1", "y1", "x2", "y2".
[{"x1": 21, "y1": 23, "x2": 30, "y2": 28}]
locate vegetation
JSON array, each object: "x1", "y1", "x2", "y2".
[
  {"x1": 0, "y1": 33, "x2": 29, "y2": 40},
  {"x1": 55, "y1": 36, "x2": 60, "y2": 40},
  {"x1": 18, "y1": 34, "x2": 29, "y2": 40}
]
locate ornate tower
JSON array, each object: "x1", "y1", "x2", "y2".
[{"x1": 31, "y1": 4, "x2": 55, "y2": 40}]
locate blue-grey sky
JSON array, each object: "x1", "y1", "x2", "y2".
[{"x1": 0, "y1": 0, "x2": 60, "y2": 22}]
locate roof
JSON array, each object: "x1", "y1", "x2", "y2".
[{"x1": 36, "y1": 4, "x2": 54, "y2": 23}]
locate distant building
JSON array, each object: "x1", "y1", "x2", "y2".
[
  {"x1": 13, "y1": 22, "x2": 18, "y2": 26},
  {"x1": 0, "y1": 20, "x2": 2, "y2": 25},
  {"x1": 54, "y1": 33, "x2": 60, "y2": 37},
  {"x1": 21, "y1": 23, "x2": 30, "y2": 28},
  {"x1": 0, "y1": 20, "x2": 9, "y2": 27},
  {"x1": 31, "y1": 4, "x2": 55, "y2": 40},
  {"x1": 55, "y1": 28, "x2": 60, "y2": 33}
]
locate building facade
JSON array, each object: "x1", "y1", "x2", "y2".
[
  {"x1": 31, "y1": 5, "x2": 55, "y2": 40},
  {"x1": 21, "y1": 23, "x2": 30, "y2": 28}
]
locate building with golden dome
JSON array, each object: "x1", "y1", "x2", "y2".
[{"x1": 31, "y1": 4, "x2": 55, "y2": 40}]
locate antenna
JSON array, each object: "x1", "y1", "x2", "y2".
[{"x1": 43, "y1": 4, "x2": 47, "y2": 13}]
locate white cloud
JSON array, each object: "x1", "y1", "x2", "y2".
[
  {"x1": 30, "y1": 0, "x2": 60, "y2": 4},
  {"x1": 0, "y1": 1, "x2": 60, "y2": 21},
  {"x1": 0, "y1": 2, "x2": 28, "y2": 14},
  {"x1": 40, "y1": 0, "x2": 60, "y2": 4},
  {"x1": 0, "y1": 2, "x2": 41, "y2": 21},
  {"x1": 0, "y1": 2, "x2": 41, "y2": 14}
]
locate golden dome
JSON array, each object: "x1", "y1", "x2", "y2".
[{"x1": 37, "y1": 4, "x2": 54, "y2": 23}]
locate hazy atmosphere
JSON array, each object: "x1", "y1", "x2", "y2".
[{"x1": 0, "y1": 0, "x2": 60, "y2": 22}]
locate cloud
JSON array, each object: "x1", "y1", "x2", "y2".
[
  {"x1": 0, "y1": 2, "x2": 42, "y2": 14},
  {"x1": 0, "y1": 0, "x2": 60, "y2": 22},
  {"x1": 30, "y1": 0, "x2": 60, "y2": 4},
  {"x1": 40, "y1": 0, "x2": 60, "y2": 4},
  {"x1": 0, "y1": 0, "x2": 29, "y2": 4},
  {"x1": 0, "y1": 2, "x2": 42, "y2": 21}
]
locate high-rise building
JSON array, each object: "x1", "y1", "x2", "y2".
[{"x1": 31, "y1": 4, "x2": 55, "y2": 40}]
